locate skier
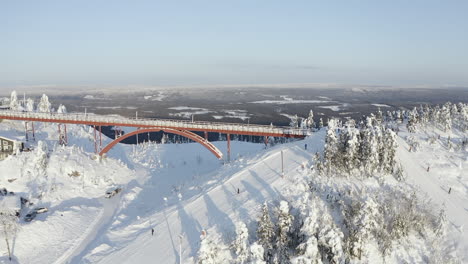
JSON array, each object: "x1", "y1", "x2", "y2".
[
  {"x1": 152, "y1": 228, "x2": 154, "y2": 236},
  {"x1": 237, "y1": 188, "x2": 240, "y2": 194},
  {"x1": 305, "y1": 143, "x2": 308, "y2": 150},
  {"x1": 427, "y1": 166, "x2": 430, "y2": 172}
]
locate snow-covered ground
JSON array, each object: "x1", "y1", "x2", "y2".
[{"x1": 0, "y1": 109, "x2": 467, "y2": 263}]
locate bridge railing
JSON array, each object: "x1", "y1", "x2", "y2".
[{"x1": 0, "y1": 110, "x2": 311, "y2": 136}]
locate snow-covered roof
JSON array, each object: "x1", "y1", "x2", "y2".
[
  {"x1": 0, "y1": 136, "x2": 19, "y2": 143},
  {"x1": 0, "y1": 196, "x2": 20, "y2": 211}
]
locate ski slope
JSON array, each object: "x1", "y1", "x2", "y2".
[
  {"x1": 84, "y1": 134, "x2": 323, "y2": 264},
  {"x1": 0, "y1": 116, "x2": 467, "y2": 263}
]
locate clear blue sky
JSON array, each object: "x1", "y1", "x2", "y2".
[{"x1": 1, "y1": 1, "x2": 467, "y2": 88}]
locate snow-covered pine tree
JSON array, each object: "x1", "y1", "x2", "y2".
[
  {"x1": 57, "y1": 104, "x2": 67, "y2": 114},
  {"x1": 275, "y1": 201, "x2": 294, "y2": 264},
  {"x1": 406, "y1": 108, "x2": 418, "y2": 133},
  {"x1": 323, "y1": 119, "x2": 340, "y2": 173},
  {"x1": 26, "y1": 98, "x2": 35, "y2": 112},
  {"x1": 318, "y1": 118, "x2": 323, "y2": 131},
  {"x1": 345, "y1": 198, "x2": 380, "y2": 260},
  {"x1": 233, "y1": 221, "x2": 250, "y2": 263},
  {"x1": 250, "y1": 242, "x2": 266, "y2": 264},
  {"x1": 9, "y1": 91, "x2": 19, "y2": 111},
  {"x1": 341, "y1": 120, "x2": 360, "y2": 173},
  {"x1": 381, "y1": 128, "x2": 398, "y2": 173},
  {"x1": 290, "y1": 115, "x2": 299, "y2": 128},
  {"x1": 440, "y1": 105, "x2": 452, "y2": 132},
  {"x1": 300, "y1": 118, "x2": 308, "y2": 130},
  {"x1": 257, "y1": 202, "x2": 275, "y2": 262},
  {"x1": 376, "y1": 107, "x2": 383, "y2": 123},
  {"x1": 307, "y1": 110, "x2": 315, "y2": 129},
  {"x1": 317, "y1": 216, "x2": 345, "y2": 264},
  {"x1": 37, "y1": 94, "x2": 52, "y2": 113},
  {"x1": 295, "y1": 199, "x2": 321, "y2": 264},
  {"x1": 197, "y1": 235, "x2": 227, "y2": 264}
]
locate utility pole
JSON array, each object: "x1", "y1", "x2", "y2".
[
  {"x1": 281, "y1": 150, "x2": 284, "y2": 177},
  {"x1": 179, "y1": 234, "x2": 183, "y2": 264},
  {"x1": 136, "y1": 111, "x2": 139, "y2": 146}
]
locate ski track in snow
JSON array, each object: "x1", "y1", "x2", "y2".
[
  {"x1": 396, "y1": 137, "x2": 468, "y2": 260},
  {"x1": 86, "y1": 137, "x2": 321, "y2": 264}
]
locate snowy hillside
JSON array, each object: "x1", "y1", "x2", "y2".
[{"x1": 0, "y1": 102, "x2": 467, "y2": 263}]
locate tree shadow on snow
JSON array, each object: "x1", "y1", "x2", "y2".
[
  {"x1": 202, "y1": 194, "x2": 235, "y2": 243},
  {"x1": 176, "y1": 201, "x2": 203, "y2": 257}
]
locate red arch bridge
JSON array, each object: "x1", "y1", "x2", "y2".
[{"x1": 0, "y1": 110, "x2": 308, "y2": 161}]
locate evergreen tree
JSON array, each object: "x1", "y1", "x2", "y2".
[
  {"x1": 307, "y1": 110, "x2": 315, "y2": 129},
  {"x1": 318, "y1": 118, "x2": 324, "y2": 131},
  {"x1": 9, "y1": 91, "x2": 19, "y2": 111},
  {"x1": 38, "y1": 94, "x2": 52, "y2": 113},
  {"x1": 197, "y1": 236, "x2": 226, "y2": 264},
  {"x1": 275, "y1": 201, "x2": 293, "y2": 264},
  {"x1": 290, "y1": 115, "x2": 299, "y2": 128},
  {"x1": 233, "y1": 221, "x2": 250, "y2": 263},
  {"x1": 57, "y1": 104, "x2": 67, "y2": 114},
  {"x1": 257, "y1": 202, "x2": 275, "y2": 262},
  {"x1": 250, "y1": 242, "x2": 266, "y2": 264},
  {"x1": 26, "y1": 98, "x2": 35, "y2": 112},
  {"x1": 323, "y1": 119, "x2": 340, "y2": 173}
]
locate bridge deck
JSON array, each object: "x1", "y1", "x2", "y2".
[{"x1": 0, "y1": 110, "x2": 309, "y2": 138}]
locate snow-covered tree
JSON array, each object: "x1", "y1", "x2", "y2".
[
  {"x1": 37, "y1": 94, "x2": 52, "y2": 113},
  {"x1": 290, "y1": 115, "x2": 299, "y2": 128},
  {"x1": 307, "y1": 110, "x2": 315, "y2": 129},
  {"x1": 440, "y1": 105, "x2": 452, "y2": 132},
  {"x1": 197, "y1": 236, "x2": 227, "y2": 264},
  {"x1": 275, "y1": 201, "x2": 293, "y2": 264},
  {"x1": 295, "y1": 199, "x2": 321, "y2": 264},
  {"x1": 317, "y1": 218, "x2": 345, "y2": 264},
  {"x1": 323, "y1": 119, "x2": 340, "y2": 173},
  {"x1": 345, "y1": 198, "x2": 380, "y2": 260},
  {"x1": 250, "y1": 242, "x2": 266, "y2": 264},
  {"x1": 318, "y1": 118, "x2": 324, "y2": 131},
  {"x1": 257, "y1": 202, "x2": 275, "y2": 262},
  {"x1": 57, "y1": 104, "x2": 67, "y2": 114},
  {"x1": 26, "y1": 98, "x2": 35, "y2": 112},
  {"x1": 233, "y1": 221, "x2": 250, "y2": 263},
  {"x1": 35, "y1": 140, "x2": 49, "y2": 173},
  {"x1": 376, "y1": 107, "x2": 383, "y2": 123},
  {"x1": 0, "y1": 212, "x2": 20, "y2": 261},
  {"x1": 341, "y1": 122, "x2": 360, "y2": 172},
  {"x1": 9, "y1": 91, "x2": 19, "y2": 111},
  {"x1": 381, "y1": 128, "x2": 398, "y2": 173}
]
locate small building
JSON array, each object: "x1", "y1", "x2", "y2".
[{"x1": 0, "y1": 136, "x2": 24, "y2": 160}]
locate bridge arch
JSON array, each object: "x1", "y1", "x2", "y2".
[{"x1": 99, "y1": 127, "x2": 223, "y2": 159}]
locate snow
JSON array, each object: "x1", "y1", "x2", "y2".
[
  {"x1": 0, "y1": 196, "x2": 20, "y2": 211},
  {"x1": 0, "y1": 103, "x2": 466, "y2": 263},
  {"x1": 250, "y1": 100, "x2": 333, "y2": 104},
  {"x1": 168, "y1": 106, "x2": 206, "y2": 111},
  {"x1": 372, "y1": 103, "x2": 391, "y2": 107}
]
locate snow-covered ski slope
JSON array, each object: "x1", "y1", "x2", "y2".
[{"x1": 0, "y1": 117, "x2": 467, "y2": 263}]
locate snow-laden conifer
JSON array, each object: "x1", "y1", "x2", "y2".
[{"x1": 38, "y1": 94, "x2": 52, "y2": 113}]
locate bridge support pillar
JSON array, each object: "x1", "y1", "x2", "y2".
[
  {"x1": 93, "y1": 125, "x2": 102, "y2": 154},
  {"x1": 227, "y1": 134, "x2": 231, "y2": 163},
  {"x1": 25, "y1": 121, "x2": 35, "y2": 141},
  {"x1": 58, "y1": 124, "x2": 68, "y2": 145}
]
